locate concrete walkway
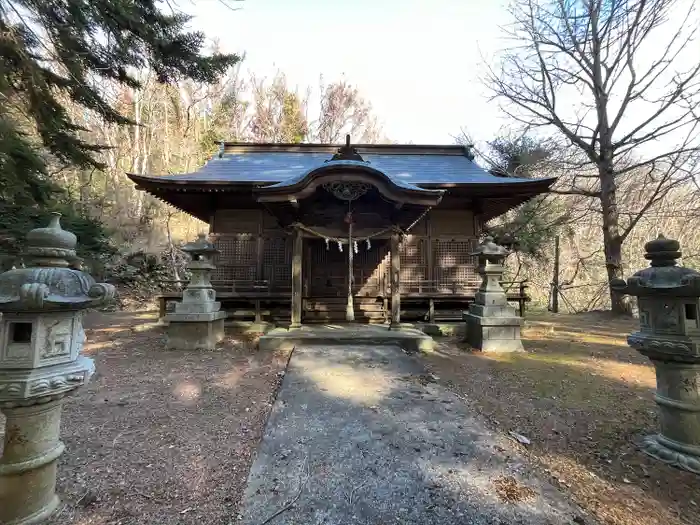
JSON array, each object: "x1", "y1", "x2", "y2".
[{"x1": 238, "y1": 345, "x2": 590, "y2": 525}]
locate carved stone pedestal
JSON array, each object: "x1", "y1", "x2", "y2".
[
  {"x1": 0, "y1": 400, "x2": 64, "y2": 525},
  {"x1": 635, "y1": 359, "x2": 700, "y2": 474},
  {"x1": 464, "y1": 237, "x2": 523, "y2": 353},
  {"x1": 166, "y1": 314, "x2": 226, "y2": 350},
  {"x1": 464, "y1": 314, "x2": 524, "y2": 353}
]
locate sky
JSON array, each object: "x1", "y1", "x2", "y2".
[
  {"x1": 182, "y1": 0, "x2": 699, "y2": 156},
  {"x1": 183, "y1": 0, "x2": 513, "y2": 145}
]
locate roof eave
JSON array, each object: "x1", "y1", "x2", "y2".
[{"x1": 254, "y1": 162, "x2": 445, "y2": 207}]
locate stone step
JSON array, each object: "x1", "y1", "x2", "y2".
[
  {"x1": 304, "y1": 311, "x2": 385, "y2": 322},
  {"x1": 305, "y1": 303, "x2": 384, "y2": 312}
]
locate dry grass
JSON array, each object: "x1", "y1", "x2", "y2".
[
  {"x1": 423, "y1": 311, "x2": 700, "y2": 525},
  {"x1": 43, "y1": 310, "x2": 291, "y2": 525}
]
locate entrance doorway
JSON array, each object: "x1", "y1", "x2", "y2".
[{"x1": 304, "y1": 238, "x2": 389, "y2": 298}]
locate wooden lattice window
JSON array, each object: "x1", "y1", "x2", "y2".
[
  {"x1": 398, "y1": 236, "x2": 428, "y2": 292},
  {"x1": 215, "y1": 235, "x2": 256, "y2": 265},
  {"x1": 262, "y1": 236, "x2": 291, "y2": 288},
  {"x1": 262, "y1": 236, "x2": 290, "y2": 265},
  {"x1": 211, "y1": 235, "x2": 257, "y2": 285},
  {"x1": 433, "y1": 239, "x2": 477, "y2": 292},
  {"x1": 215, "y1": 265, "x2": 256, "y2": 282}
]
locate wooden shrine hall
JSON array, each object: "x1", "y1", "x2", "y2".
[{"x1": 128, "y1": 137, "x2": 555, "y2": 325}]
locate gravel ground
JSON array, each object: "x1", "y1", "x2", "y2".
[{"x1": 32, "y1": 310, "x2": 290, "y2": 525}]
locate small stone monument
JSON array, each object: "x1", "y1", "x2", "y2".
[
  {"x1": 463, "y1": 236, "x2": 524, "y2": 352},
  {"x1": 611, "y1": 235, "x2": 700, "y2": 474},
  {"x1": 164, "y1": 233, "x2": 226, "y2": 350},
  {"x1": 0, "y1": 213, "x2": 115, "y2": 524}
]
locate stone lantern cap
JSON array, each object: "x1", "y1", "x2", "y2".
[
  {"x1": 0, "y1": 213, "x2": 115, "y2": 311},
  {"x1": 610, "y1": 235, "x2": 700, "y2": 297},
  {"x1": 471, "y1": 236, "x2": 509, "y2": 263},
  {"x1": 182, "y1": 233, "x2": 219, "y2": 260}
]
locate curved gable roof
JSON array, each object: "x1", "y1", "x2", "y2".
[{"x1": 255, "y1": 159, "x2": 445, "y2": 207}]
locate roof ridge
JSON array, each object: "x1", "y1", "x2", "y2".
[{"x1": 222, "y1": 142, "x2": 471, "y2": 157}]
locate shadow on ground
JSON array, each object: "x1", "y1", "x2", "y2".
[
  {"x1": 422, "y1": 311, "x2": 700, "y2": 525},
  {"x1": 238, "y1": 344, "x2": 592, "y2": 525}
]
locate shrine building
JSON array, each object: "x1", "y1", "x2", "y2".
[{"x1": 127, "y1": 137, "x2": 554, "y2": 325}]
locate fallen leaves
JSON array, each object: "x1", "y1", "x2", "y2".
[
  {"x1": 52, "y1": 310, "x2": 291, "y2": 525},
  {"x1": 493, "y1": 475, "x2": 537, "y2": 503},
  {"x1": 422, "y1": 311, "x2": 700, "y2": 525}
]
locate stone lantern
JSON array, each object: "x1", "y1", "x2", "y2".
[
  {"x1": 164, "y1": 233, "x2": 226, "y2": 350},
  {"x1": 0, "y1": 213, "x2": 115, "y2": 524},
  {"x1": 611, "y1": 235, "x2": 700, "y2": 474},
  {"x1": 463, "y1": 236, "x2": 524, "y2": 352}
]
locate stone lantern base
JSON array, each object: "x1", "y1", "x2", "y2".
[
  {"x1": 464, "y1": 308, "x2": 524, "y2": 353},
  {"x1": 0, "y1": 399, "x2": 64, "y2": 525},
  {"x1": 165, "y1": 312, "x2": 227, "y2": 350},
  {"x1": 640, "y1": 435, "x2": 700, "y2": 474},
  {"x1": 635, "y1": 359, "x2": 700, "y2": 474}
]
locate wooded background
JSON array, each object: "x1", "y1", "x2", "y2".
[{"x1": 1, "y1": 0, "x2": 698, "y2": 315}]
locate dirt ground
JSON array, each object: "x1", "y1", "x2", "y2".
[
  {"x1": 49, "y1": 310, "x2": 290, "y2": 525},
  {"x1": 423, "y1": 311, "x2": 700, "y2": 525},
  {"x1": 2, "y1": 310, "x2": 698, "y2": 524}
]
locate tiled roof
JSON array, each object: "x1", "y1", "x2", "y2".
[{"x1": 133, "y1": 148, "x2": 542, "y2": 187}]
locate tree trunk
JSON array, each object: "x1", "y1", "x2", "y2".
[{"x1": 599, "y1": 164, "x2": 630, "y2": 315}]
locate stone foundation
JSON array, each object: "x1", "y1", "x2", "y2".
[
  {"x1": 166, "y1": 316, "x2": 226, "y2": 350},
  {"x1": 258, "y1": 325, "x2": 435, "y2": 354},
  {"x1": 464, "y1": 312, "x2": 524, "y2": 353}
]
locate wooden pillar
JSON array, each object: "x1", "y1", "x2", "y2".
[
  {"x1": 290, "y1": 226, "x2": 303, "y2": 328},
  {"x1": 390, "y1": 228, "x2": 401, "y2": 328},
  {"x1": 256, "y1": 215, "x2": 264, "y2": 283},
  {"x1": 550, "y1": 235, "x2": 560, "y2": 313},
  {"x1": 159, "y1": 296, "x2": 167, "y2": 321},
  {"x1": 254, "y1": 299, "x2": 262, "y2": 323},
  {"x1": 426, "y1": 212, "x2": 434, "y2": 292}
]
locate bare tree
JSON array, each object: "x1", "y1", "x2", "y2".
[
  {"x1": 313, "y1": 76, "x2": 381, "y2": 143},
  {"x1": 249, "y1": 72, "x2": 309, "y2": 143},
  {"x1": 487, "y1": 0, "x2": 700, "y2": 314}
]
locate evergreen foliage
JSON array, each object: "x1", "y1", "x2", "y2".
[
  {"x1": 0, "y1": 199, "x2": 116, "y2": 271},
  {"x1": 485, "y1": 136, "x2": 570, "y2": 259},
  {"x1": 1, "y1": 0, "x2": 239, "y2": 196},
  {"x1": 0, "y1": 0, "x2": 240, "y2": 263}
]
